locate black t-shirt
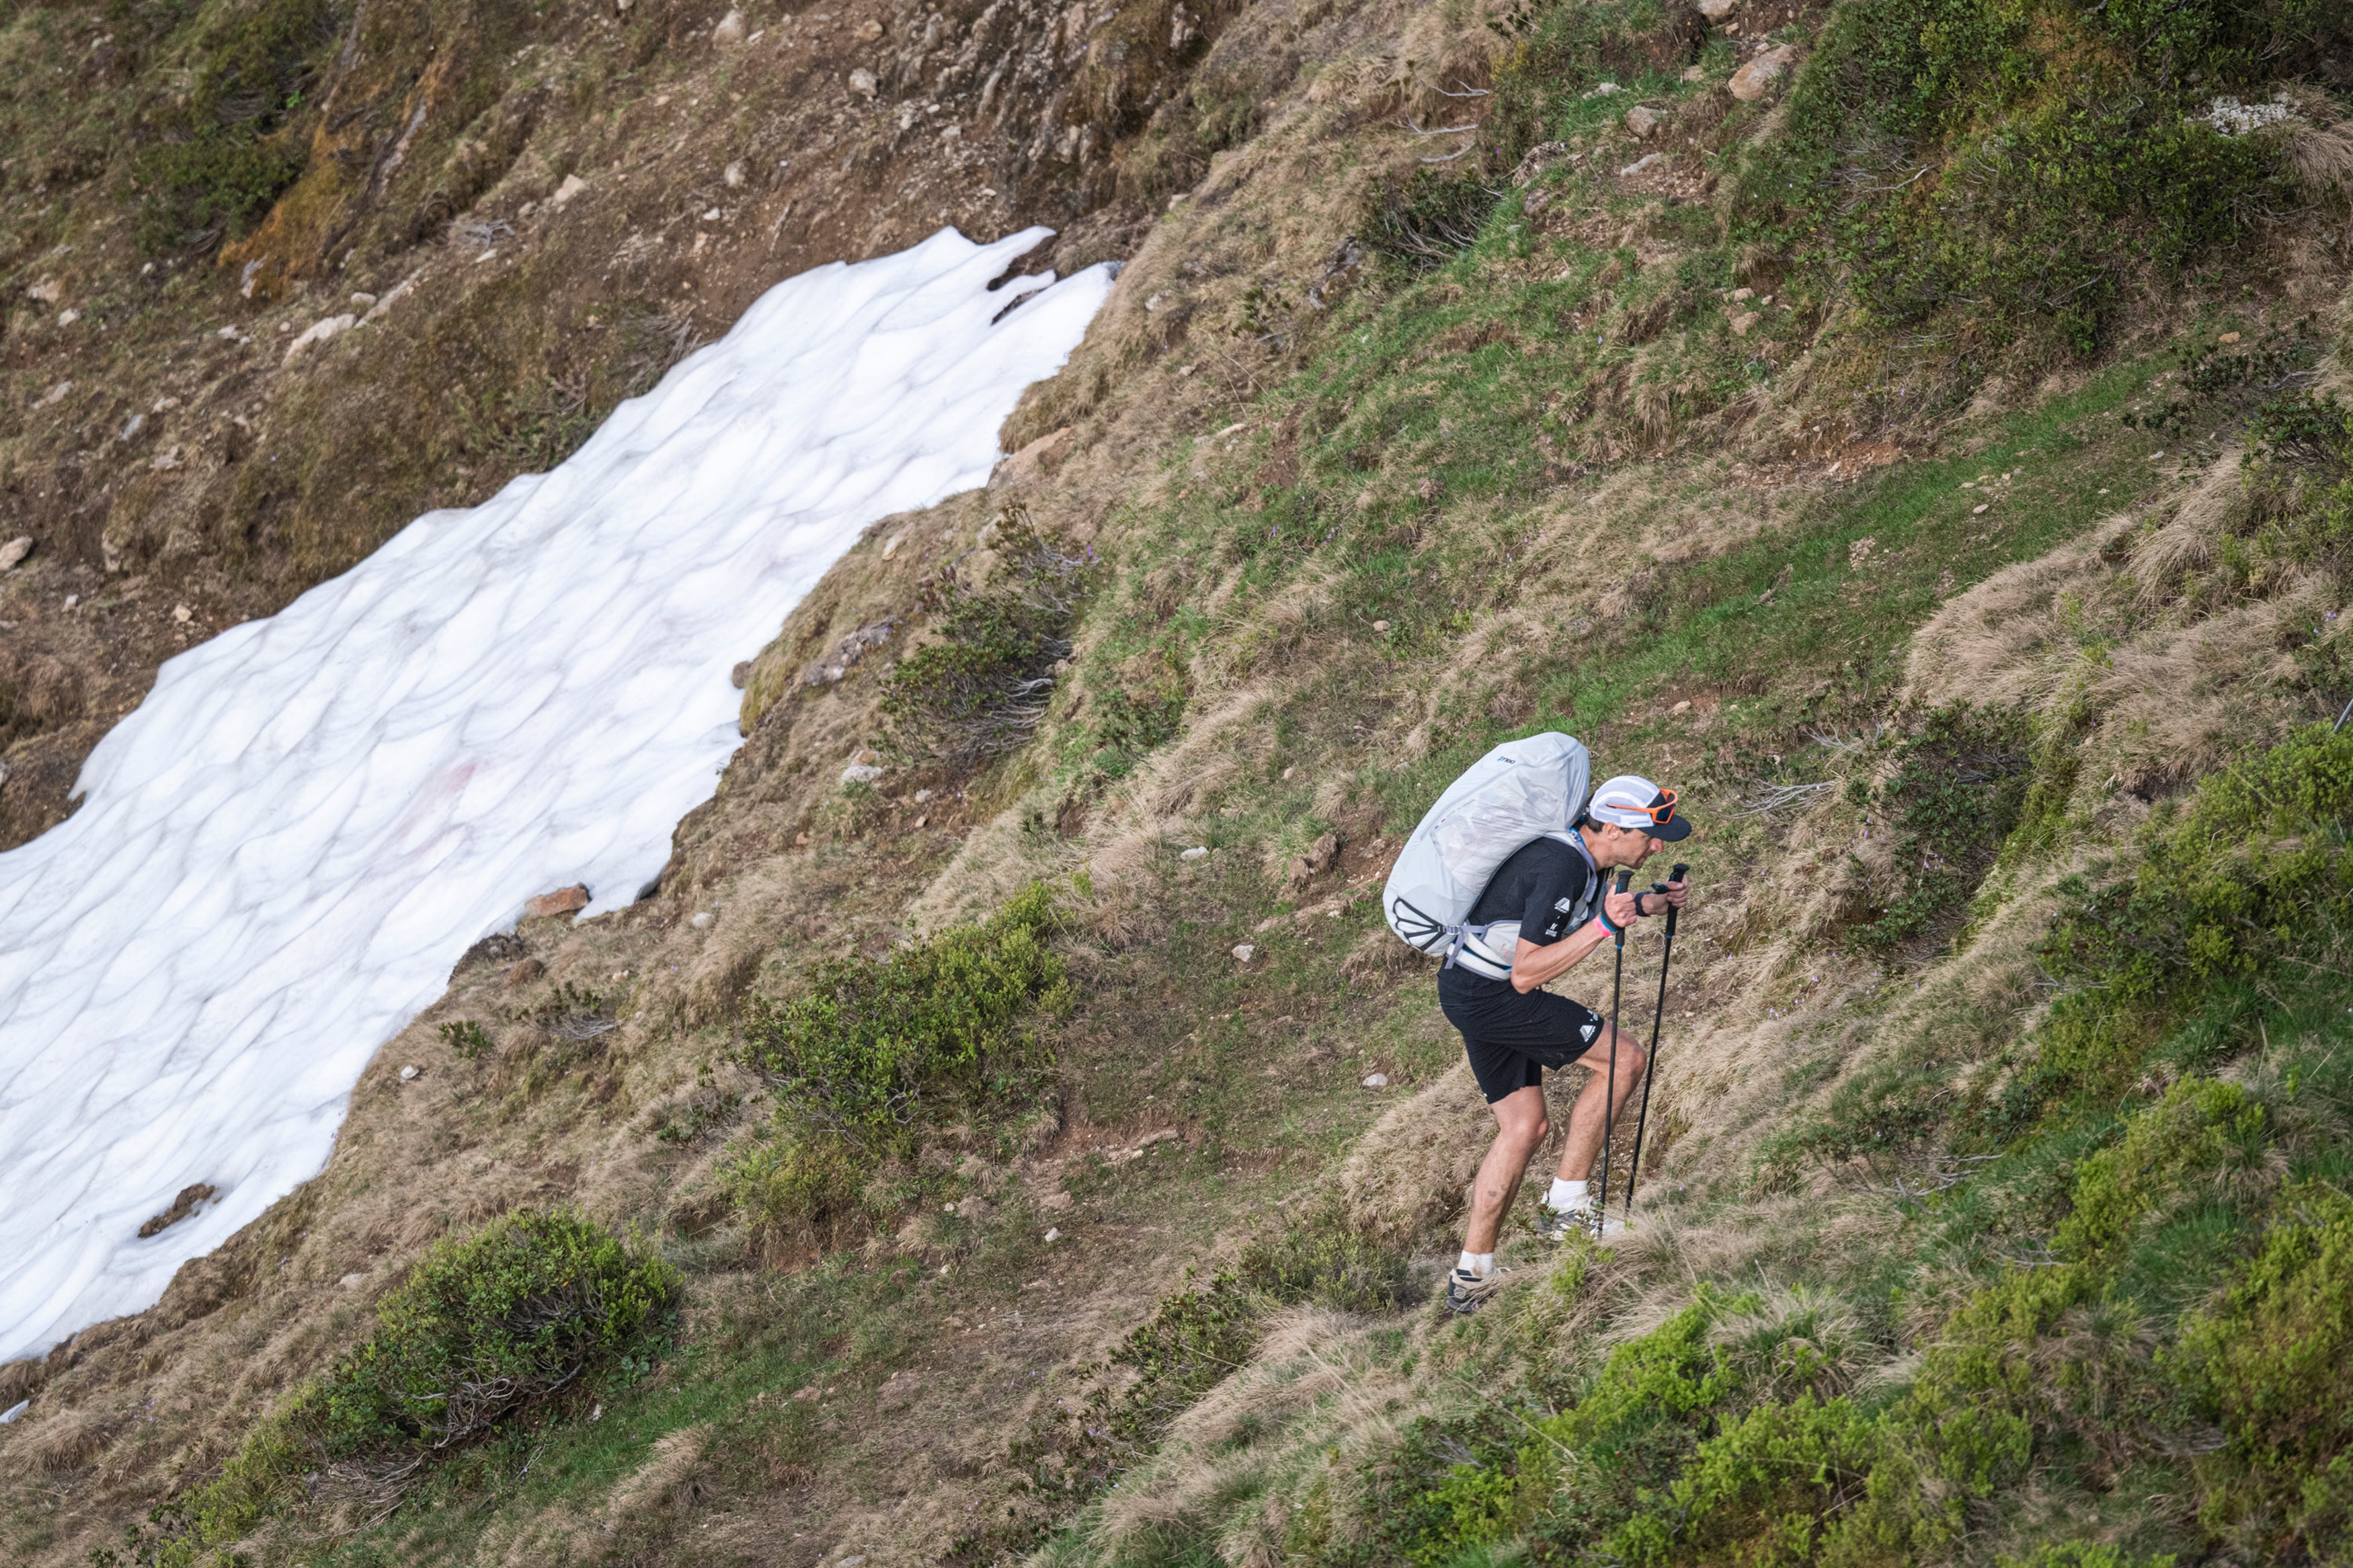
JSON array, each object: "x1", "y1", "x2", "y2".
[{"x1": 1466, "y1": 835, "x2": 1597, "y2": 946}]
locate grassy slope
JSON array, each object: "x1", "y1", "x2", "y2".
[{"x1": 5, "y1": 0, "x2": 2352, "y2": 1561}]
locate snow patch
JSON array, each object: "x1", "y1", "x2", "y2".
[{"x1": 0, "y1": 226, "x2": 1112, "y2": 1362}]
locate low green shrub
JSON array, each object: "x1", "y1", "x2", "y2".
[
  {"x1": 131, "y1": 0, "x2": 338, "y2": 253},
  {"x1": 184, "y1": 1210, "x2": 676, "y2": 1546},
  {"x1": 881, "y1": 507, "x2": 1088, "y2": 767},
  {"x1": 1732, "y1": 0, "x2": 2330, "y2": 361},
  {"x1": 725, "y1": 884, "x2": 1070, "y2": 1241},
  {"x1": 2023, "y1": 723, "x2": 2353, "y2": 1114},
  {"x1": 438, "y1": 1019, "x2": 491, "y2": 1059},
  {"x1": 736, "y1": 882, "x2": 1068, "y2": 1147},
  {"x1": 2175, "y1": 1182, "x2": 2353, "y2": 1557}
]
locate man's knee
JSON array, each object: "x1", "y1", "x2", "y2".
[{"x1": 1497, "y1": 1110, "x2": 1548, "y2": 1151}]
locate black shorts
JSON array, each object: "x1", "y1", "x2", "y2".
[{"x1": 1438, "y1": 969, "x2": 1605, "y2": 1104}]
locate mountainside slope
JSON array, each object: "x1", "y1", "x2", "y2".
[{"x1": 4, "y1": 0, "x2": 2353, "y2": 1561}]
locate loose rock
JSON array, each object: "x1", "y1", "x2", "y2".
[
  {"x1": 524, "y1": 884, "x2": 591, "y2": 919},
  {"x1": 1232, "y1": 943, "x2": 1257, "y2": 962},
  {"x1": 713, "y1": 7, "x2": 746, "y2": 41},
  {"x1": 284, "y1": 314, "x2": 357, "y2": 364},
  {"x1": 1624, "y1": 105, "x2": 1661, "y2": 138},
  {"x1": 1363, "y1": 1073, "x2": 1390, "y2": 1088},
  {"x1": 0, "y1": 538, "x2": 31, "y2": 572},
  {"x1": 1729, "y1": 44, "x2": 1796, "y2": 101}
]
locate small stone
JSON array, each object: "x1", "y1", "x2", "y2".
[
  {"x1": 1624, "y1": 105, "x2": 1661, "y2": 138},
  {"x1": 913, "y1": 788, "x2": 934, "y2": 804},
  {"x1": 1041, "y1": 1189, "x2": 1074, "y2": 1210},
  {"x1": 553, "y1": 174, "x2": 589, "y2": 208},
  {"x1": 1372, "y1": 619, "x2": 1390, "y2": 632},
  {"x1": 503, "y1": 957, "x2": 546, "y2": 988},
  {"x1": 26, "y1": 278, "x2": 61, "y2": 304},
  {"x1": 1730, "y1": 287, "x2": 1754, "y2": 301},
  {"x1": 841, "y1": 761, "x2": 885, "y2": 785},
  {"x1": 0, "y1": 1399, "x2": 24, "y2": 1425},
  {"x1": 713, "y1": 7, "x2": 746, "y2": 41},
  {"x1": 1620, "y1": 152, "x2": 1667, "y2": 177},
  {"x1": 350, "y1": 292, "x2": 378, "y2": 308},
  {"x1": 690, "y1": 910, "x2": 715, "y2": 929},
  {"x1": 1362, "y1": 1073, "x2": 1389, "y2": 1087},
  {"x1": 119, "y1": 413, "x2": 145, "y2": 444},
  {"x1": 1181, "y1": 845, "x2": 1209, "y2": 860},
  {"x1": 0, "y1": 538, "x2": 30, "y2": 572},
  {"x1": 1042, "y1": 1227, "x2": 1062, "y2": 1243},
  {"x1": 1672, "y1": 699, "x2": 1693, "y2": 714},
  {"x1": 849, "y1": 67, "x2": 879, "y2": 97},
  {"x1": 1587, "y1": 81, "x2": 1620, "y2": 97},
  {"x1": 399, "y1": 1064, "x2": 420, "y2": 1081},
  {"x1": 1729, "y1": 311, "x2": 1761, "y2": 335},
  {"x1": 33, "y1": 380, "x2": 71, "y2": 409},
  {"x1": 1697, "y1": 0, "x2": 1736, "y2": 17},
  {"x1": 172, "y1": 604, "x2": 193, "y2": 624},
  {"x1": 2218, "y1": 331, "x2": 2241, "y2": 344},
  {"x1": 703, "y1": 206, "x2": 723, "y2": 220},
  {"x1": 731, "y1": 659, "x2": 753, "y2": 689},
  {"x1": 524, "y1": 883, "x2": 591, "y2": 919},
  {"x1": 856, "y1": 17, "x2": 883, "y2": 38},
  {"x1": 1232, "y1": 943, "x2": 1256, "y2": 962},
  {"x1": 881, "y1": 532, "x2": 906, "y2": 559},
  {"x1": 1849, "y1": 537, "x2": 1876, "y2": 568},
  {"x1": 56, "y1": 309, "x2": 80, "y2": 327},
  {"x1": 338, "y1": 1272, "x2": 368, "y2": 1289},
  {"x1": 1973, "y1": 503, "x2": 1990, "y2": 514},
  {"x1": 1683, "y1": 63, "x2": 1706, "y2": 81},
  {"x1": 724, "y1": 160, "x2": 746, "y2": 188},
  {"x1": 151, "y1": 445, "x2": 186, "y2": 472},
  {"x1": 1728, "y1": 44, "x2": 1796, "y2": 102}
]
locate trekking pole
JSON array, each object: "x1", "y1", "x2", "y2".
[
  {"x1": 1597, "y1": 868, "x2": 1633, "y2": 1220},
  {"x1": 1623, "y1": 862, "x2": 1689, "y2": 1220}
]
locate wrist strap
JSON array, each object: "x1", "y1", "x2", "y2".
[{"x1": 1595, "y1": 907, "x2": 1622, "y2": 936}]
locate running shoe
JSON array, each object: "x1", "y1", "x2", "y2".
[{"x1": 1445, "y1": 1267, "x2": 1510, "y2": 1315}]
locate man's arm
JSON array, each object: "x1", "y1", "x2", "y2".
[{"x1": 1509, "y1": 884, "x2": 1642, "y2": 993}]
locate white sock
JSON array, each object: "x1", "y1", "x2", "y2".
[
  {"x1": 1546, "y1": 1178, "x2": 1590, "y2": 1211},
  {"x1": 1456, "y1": 1249, "x2": 1495, "y2": 1279}
]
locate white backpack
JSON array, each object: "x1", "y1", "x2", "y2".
[{"x1": 1383, "y1": 732, "x2": 1594, "y2": 970}]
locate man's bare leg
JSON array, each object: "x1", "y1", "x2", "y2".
[
  {"x1": 1555, "y1": 1023, "x2": 1647, "y2": 1192},
  {"x1": 1462, "y1": 1084, "x2": 1549, "y2": 1257}
]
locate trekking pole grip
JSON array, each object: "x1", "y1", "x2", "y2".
[
  {"x1": 1611, "y1": 868, "x2": 1632, "y2": 946},
  {"x1": 1663, "y1": 862, "x2": 1688, "y2": 938}
]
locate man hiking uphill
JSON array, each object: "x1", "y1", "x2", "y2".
[
  {"x1": 1438, "y1": 775, "x2": 1689, "y2": 1311},
  {"x1": 1379, "y1": 736, "x2": 1694, "y2": 1312}
]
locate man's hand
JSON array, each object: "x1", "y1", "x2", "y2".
[
  {"x1": 1603, "y1": 886, "x2": 1641, "y2": 928},
  {"x1": 1633, "y1": 873, "x2": 1691, "y2": 919}
]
